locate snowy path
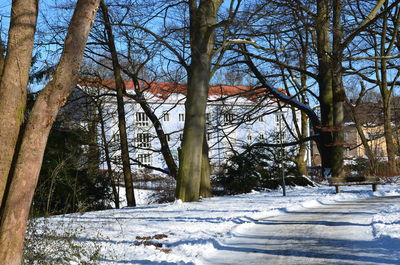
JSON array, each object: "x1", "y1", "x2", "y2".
[{"x1": 203, "y1": 196, "x2": 400, "y2": 265}]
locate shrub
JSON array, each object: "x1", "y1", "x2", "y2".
[
  {"x1": 32, "y1": 124, "x2": 113, "y2": 217},
  {"x1": 23, "y1": 218, "x2": 103, "y2": 265},
  {"x1": 213, "y1": 142, "x2": 311, "y2": 195}
]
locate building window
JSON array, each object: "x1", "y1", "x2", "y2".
[
  {"x1": 224, "y1": 113, "x2": 234, "y2": 124},
  {"x1": 259, "y1": 133, "x2": 265, "y2": 140},
  {"x1": 258, "y1": 115, "x2": 264, "y2": 122},
  {"x1": 179, "y1": 133, "x2": 183, "y2": 141},
  {"x1": 275, "y1": 113, "x2": 284, "y2": 127},
  {"x1": 179, "y1": 113, "x2": 185, "y2": 122},
  {"x1": 163, "y1": 112, "x2": 170, "y2": 122},
  {"x1": 367, "y1": 132, "x2": 381, "y2": 140},
  {"x1": 278, "y1": 131, "x2": 286, "y2": 141},
  {"x1": 136, "y1": 133, "x2": 151, "y2": 148},
  {"x1": 137, "y1": 153, "x2": 152, "y2": 168},
  {"x1": 247, "y1": 134, "x2": 252, "y2": 141},
  {"x1": 165, "y1": 134, "x2": 171, "y2": 142},
  {"x1": 245, "y1": 114, "x2": 252, "y2": 124},
  {"x1": 136, "y1": 112, "x2": 149, "y2": 127},
  {"x1": 207, "y1": 132, "x2": 212, "y2": 141}
]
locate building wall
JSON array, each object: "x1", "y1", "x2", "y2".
[
  {"x1": 95, "y1": 89, "x2": 309, "y2": 175},
  {"x1": 311, "y1": 123, "x2": 393, "y2": 166}
]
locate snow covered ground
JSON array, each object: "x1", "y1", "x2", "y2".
[{"x1": 36, "y1": 184, "x2": 400, "y2": 264}]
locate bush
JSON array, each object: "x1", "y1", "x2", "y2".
[
  {"x1": 344, "y1": 157, "x2": 371, "y2": 177},
  {"x1": 213, "y1": 142, "x2": 312, "y2": 195},
  {"x1": 23, "y1": 218, "x2": 103, "y2": 265},
  {"x1": 32, "y1": 124, "x2": 113, "y2": 217}
]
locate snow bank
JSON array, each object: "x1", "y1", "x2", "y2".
[{"x1": 373, "y1": 203, "x2": 400, "y2": 239}]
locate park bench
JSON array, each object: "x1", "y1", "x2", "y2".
[{"x1": 329, "y1": 176, "x2": 383, "y2": 193}]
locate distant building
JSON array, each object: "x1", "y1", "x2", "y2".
[
  {"x1": 311, "y1": 101, "x2": 400, "y2": 165},
  {"x1": 78, "y1": 80, "x2": 311, "y2": 175}
]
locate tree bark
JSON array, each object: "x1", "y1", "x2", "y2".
[
  {"x1": 293, "y1": 41, "x2": 310, "y2": 177},
  {"x1": 315, "y1": 0, "x2": 334, "y2": 176},
  {"x1": 100, "y1": 0, "x2": 136, "y2": 206},
  {"x1": 331, "y1": 0, "x2": 345, "y2": 181},
  {"x1": 0, "y1": 0, "x2": 38, "y2": 202},
  {"x1": 0, "y1": 1, "x2": 99, "y2": 264},
  {"x1": 176, "y1": 0, "x2": 222, "y2": 202},
  {"x1": 0, "y1": 38, "x2": 5, "y2": 80},
  {"x1": 377, "y1": 2, "x2": 398, "y2": 174},
  {"x1": 87, "y1": 109, "x2": 101, "y2": 177}
]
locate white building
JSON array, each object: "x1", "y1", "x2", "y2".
[{"x1": 78, "y1": 80, "x2": 310, "y2": 175}]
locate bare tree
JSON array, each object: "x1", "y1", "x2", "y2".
[
  {"x1": 100, "y1": 0, "x2": 136, "y2": 206},
  {"x1": 175, "y1": 0, "x2": 225, "y2": 201},
  {"x1": 231, "y1": 0, "x2": 394, "y2": 182}
]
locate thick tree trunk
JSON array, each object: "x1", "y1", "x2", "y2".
[
  {"x1": 176, "y1": 0, "x2": 222, "y2": 202},
  {"x1": 315, "y1": 0, "x2": 334, "y2": 177},
  {"x1": 0, "y1": 0, "x2": 38, "y2": 202},
  {"x1": 0, "y1": 1, "x2": 99, "y2": 264},
  {"x1": 0, "y1": 39, "x2": 5, "y2": 80},
  {"x1": 176, "y1": 62, "x2": 209, "y2": 201},
  {"x1": 331, "y1": 0, "x2": 345, "y2": 182},
  {"x1": 100, "y1": 1, "x2": 136, "y2": 206}
]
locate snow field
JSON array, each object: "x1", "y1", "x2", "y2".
[{"x1": 41, "y1": 184, "x2": 400, "y2": 264}]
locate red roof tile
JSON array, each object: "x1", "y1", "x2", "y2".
[{"x1": 78, "y1": 79, "x2": 284, "y2": 101}]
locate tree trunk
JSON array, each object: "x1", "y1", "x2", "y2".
[
  {"x1": 315, "y1": 0, "x2": 334, "y2": 177},
  {"x1": 176, "y1": 0, "x2": 222, "y2": 202},
  {"x1": 375, "y1": 1, "x2": 399, "y2": 174},
  {"x1": 0, "y1": 1, "x2": 99, "y2": 264},
  {"x1": 176, "y1": 62, "x2": 209, "y2": 201},
  {"x1": 200, "y1": 129, "x2": 212, "y2": 198},
  {"x1": 98, "y1": 104, "x2": 120, "y2": 209},
  {"x1": 378, "y1": 4, "x2": 398, "y2": 174},
  {"x1": 130, "y1": 85, "x2": 178, "y2": 179},
  {"x1": 382, "y1": 91, "x2": 397, "y2": 173},
  {"x1": 348, "y1": 101, "x2": 377, "y2": 174},
  {"x1": 0, "y1": 39, "x2": 5, "y2": 81},
  {"x1": 87, "y1": 110, "x2": 101, "y2": 177},
  {"x1": 0, "y1": 0, "x2": 38, "y2": 202},
  {"x1": 100, "y1": 0, "x2": 136, "y2": 206},
  {"x1": 294, "y1": 111, "x2": 309, "y2": 177},
  {"x1": 331, "y1": 0, "x2": 345, "y2": 182},
  {"x1": 293, "y1": 44, "x2": 309, "y2": 177}
]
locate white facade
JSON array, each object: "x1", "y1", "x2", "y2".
[{"x1": 83, "y1": 83, "x2": 310, "y2": 175}]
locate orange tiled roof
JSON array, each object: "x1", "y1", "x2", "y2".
[{"x1": 78, "y1": 79, "x2": 282, "y2": 101}]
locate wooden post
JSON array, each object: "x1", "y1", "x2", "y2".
[{"x1": 335, "y1": 185, "x2": 340, "y2": 193}]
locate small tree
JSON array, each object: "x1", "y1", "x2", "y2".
[
  {"x1": 32, "y1": 121, "x2": 113, "y2": 217},
  {"x1": 214, "y1": 134, "x2": 310, "y2": 195}
]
